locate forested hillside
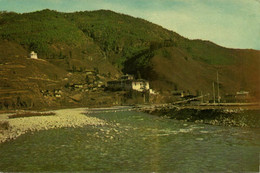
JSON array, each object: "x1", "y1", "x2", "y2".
[{"x1": 0, "y1": 9, "x2": 259, "y2": 109}]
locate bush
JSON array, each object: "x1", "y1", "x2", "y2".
[{"x1": 0, "y1": 121, "x2": 10, "y2": 130}]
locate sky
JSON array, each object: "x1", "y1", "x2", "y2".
[{"x1": 0, "y1": 0, "x2": 259, "y2": 50}]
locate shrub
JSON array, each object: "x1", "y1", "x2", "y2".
[{"x1": 0, "y1": 121, "x2": 10, "y2": 130}]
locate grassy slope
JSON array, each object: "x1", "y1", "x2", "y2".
[
  {"x1": 150, "y1": 47, "x2": 260, "y2": 95},
  {"x1": 0, "y1": 39, "x2": 68, "y2": 108}
]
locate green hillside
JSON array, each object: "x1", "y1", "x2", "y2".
[
  {"x1": 0, "y1": 10, "x2": 85, "y2": 54},
  {"x1": 0, "y1": 9, "x2": 246, "y2": 66},
  {"x1": 1, "y1": 10, "x2": 235, "y2": 66},
  {"x1": 0, "y1": 9, "x2": 259, "y2": 109}
]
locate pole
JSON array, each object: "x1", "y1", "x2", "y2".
[
  {"x1": 213, "y1": 82, "x2": 215, "y2": 104},
  {"x1": 217, "y1": 71, "x2": 220, "y2": 103},
  {"x1": 200, "y1": 91, "x2": 203, "y2": 103}
]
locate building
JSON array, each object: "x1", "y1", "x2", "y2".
[
  {"x1": 29, "y1": 51, "x2": 38, "y2": 59},
  {"x1": 85, "y1": 70, "x2": 95, "y2": 75},
  {"x1": 172, "y1": 90, "x2": 185, "y2": 97},
  {"x1": 236, "y1": 91, "x2": 249, "y2": 97},
  {"x1": 132, "y1": 80, "x2": 149, "y2": 92},
  {"x1": 72, "y1": 84, "x2": 84, "y2": 88},
  {"x1": 223, "y1": 91, "x2": 251, "y2": 103},
  {"x1": 107, "y1": 80, "x2": 133, "y2": 91},
  {"x1": 235, "y1": 91, "x2": 250, "y2": 102},
  {"x1": 54, "y1": 94, "x2": 61, "y2": 98},
  {"x1": 107, "y1": 75, "x2": 150, "y2": 92},
  {"x1": 223, "y1": 94, "x2": 236, "y2": 103},
  {"x1": 120, "y1": 74, "x2": 134, "y2": 80}
]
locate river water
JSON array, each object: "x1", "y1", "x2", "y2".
[{"x1": 0, "y1": 109, "x2": 259, "y2": 172}]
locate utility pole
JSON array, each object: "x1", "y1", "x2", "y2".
[
  {"x1": 212, "y1": 82, "x2": 215, "y2": 104},
  {"x1": 201, "y1": 91, "x2": 204, "y2": 103},
  {"x1": 217, "y1": 71, "x2": 220, "y2": 103}
]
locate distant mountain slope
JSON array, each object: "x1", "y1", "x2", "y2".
[
  {"x1": 0, "y1": 9, "x2": 259, "y2": 109},
  {"x1": 123, "y1": 46, "x2": 260, "y2": 96}
]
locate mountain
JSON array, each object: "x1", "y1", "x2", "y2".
[{"x1": 0, "y1": 9, "x2": 259, "y2": 109}]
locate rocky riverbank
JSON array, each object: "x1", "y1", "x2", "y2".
[
  {"x1": 0, "y1": 108, "x2": 107, "y2": 143},
  {"x1": 142, "y1": 106, "x2": 260, "y2": 128}
]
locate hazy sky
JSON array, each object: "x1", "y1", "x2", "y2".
[{"x1": 0, "y1": 0, "x2": 259, "y2": 50}]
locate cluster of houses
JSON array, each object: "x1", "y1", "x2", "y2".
[
  {"x1": 30, "y1": 50, "x2": 253, "y2": 104},
  {"x1": 170, "y1": 89, "x2": 253, "y2": 105},
  {"x1": 28, "y1": 51, "x2": 153, "y2": 95},
  {"x1": 66, "y1": 81, "x2": 104, "y2": 92},
  {"x1": 223, "y1": 91, "x2": 252, "y2": 103},
  {"x1": 66, "y1": 70, "x2": 105, "y2": 92},
  {"x1": 40, "y1": 89, "x2": 62, "y2": 98}
]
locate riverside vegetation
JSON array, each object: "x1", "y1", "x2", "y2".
[{"x1": 143, "y1": 107, "x2": 260, "y2": 128}]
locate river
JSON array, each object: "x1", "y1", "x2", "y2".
[{"x1": 0, "y1": 108, "x2": 259, "y2": 172}]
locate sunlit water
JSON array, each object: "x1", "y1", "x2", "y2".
[{"x1": 0, "y1": 110, "x2": 259, "y2": 172}]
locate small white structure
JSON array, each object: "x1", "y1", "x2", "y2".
[
  {"x1": 29, "y1": 51, "x2": 38, "y2": 59},
  {"x1": 149, "y1": 89, "x2": 157, "y2": 95}
]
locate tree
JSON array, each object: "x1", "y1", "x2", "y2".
[{"x1": 137, "y1": 71, "x2": 142, "y2": 79}]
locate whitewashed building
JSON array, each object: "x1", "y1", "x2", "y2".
[
  {"x1": 107, "y1": 76, "x2": 150, "y2": 92},
  {"x1": 132, "y1": 80, "x2": 149, "y2": 92},
  {"x1": 29, "y1": 51, "x2": 38, "y2": 59}
]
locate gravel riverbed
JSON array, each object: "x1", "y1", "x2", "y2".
[{"x1": 0, "y1": 108, "x2": 107, "y2": 143}]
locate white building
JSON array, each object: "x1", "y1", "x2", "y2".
[
  {"x1": 132, "y1": 80, "x2": 149, "y2": 92},
  {"x1": 107, "y1": 78, "x2": 150, "y2": 92},
  {"x1": 29, "y1": 51, "x2": 38, "y2": 59}
]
